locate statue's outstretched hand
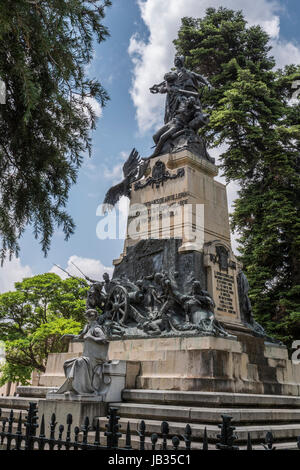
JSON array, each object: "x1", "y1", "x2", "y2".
[
  {"x1": 61, "y1": 334, "x2": 76, "y2": 342},
  {"x1": 150, "y1": 85, "x2": 159, "y2": 94}
]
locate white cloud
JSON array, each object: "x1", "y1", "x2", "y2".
[
  {"x1": 0, "y1": 257, "x2": 33, "y2": 293},
  {"x1": 271, "y1": 39, "x2": 300, "y2": 69},
  {"x1": 50, "y1": 255, "x2": 113, "y2": 282},
  {"x1": 128, "y1": 0, "x2": 298, "y2": 133}
]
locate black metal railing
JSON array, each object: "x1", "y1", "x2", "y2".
[{"x1": 0, "y1": 404, "x2": 300, "y2": 451}]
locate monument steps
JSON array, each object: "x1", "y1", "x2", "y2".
[
  {"x1": 122, "y1": 389, "x2": 300, "y2": 409},
  {"x1": 103, "y1": 402, "x2": 300, "y2": 424},
  {"x1": 0, "y1": 389, "x2": 299, "y2": 449},
  {"x1": 92, "y1": 388, "x2": 300, "y2": 448}
]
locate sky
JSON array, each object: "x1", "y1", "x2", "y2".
[{"x1": 1, "y1": 0, "x2": 300, "y2": 292}]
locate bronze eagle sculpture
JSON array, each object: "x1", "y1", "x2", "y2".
[{"x1": 102, "y1": 148, "x2": 149, "y2": 213}]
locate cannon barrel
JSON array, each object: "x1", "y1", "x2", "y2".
[{"x1": 128, "y1": 291, "x2": 144, "y2": 304}]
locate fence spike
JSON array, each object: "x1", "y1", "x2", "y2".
[
  {"x1": 57, "y1": 424, "x2": 64, "y2": 450},
  {"x1": 216, "y1": 415, "x2": 239, "y2": 451},
  {"x1": 262, "y1": 431, "x2": 276, "y2": 451},
  {"x1": 82, "y1": 416, "x2": 89, "y2": 445},
  {"x1": 8, "y1": 409, "x2": 14, "y2": 434},
  {"x1": 203, "y1": 427, "x2": 208, "y2": 451},
  {"x1": 49, "y1": 412, "x2": 57, "y2": 450},
  {"x1": 65, "y1": 414, "x2": 72, "y2": 448},
  {"x1": 182, "y1": 423, "x2": 192, "y2": 451},
  {"x1": 50, "y1": 413, "x2": 57, "y2": 436},
  {"x1": 247, "y1": 432, "x2": 253, "y2": 451},
  {"x1": 161, "y1": 421, "x2": 169, "y2": 450},
  {"x1": 58, "y1": 424, "x2": 64, "y2": 439},
  {"x1": 125, "y1": 421, "x2": 132, "y2": 449},
  {"x1": 14, "y1": 412, "x2": 23, "y2": 450},
  {"x1": 73, "y1": 426, "x2": 80, "y2": 450},
  {"x1": 39, "y1": 415, "x2": 45, "y2": 438},
  {"x1": 138, "y1": 420, "x2": 146, "y2": 451},
  {"x1": 172, "y1": 435, "x2": 180, "y2": 450},
  {"x1": 151, "y1": 433, "x2": 158, "y2": 450},
  {"x1": 36, "y1": 415, "x2": 46, "y2": 451},
  {"x1": 24, "y1": 402, "x2": 38, "y2": 451},
  {"x1": 94, "y1": 419, "x2": 100, "y2": 446},
  {"x1": 17, "y1": 412, "x2": 22, "y2": 434},
  {"x1": 1, "y1": 417, "x2": 7, "y2": 433},
  {"x1": 105, "y1": 408, "x2": 121, "y2": 449},
  {"x1": 67, "y1": 413, "x2": 73, "y2": 425},
  {"x1": 74, "y1": 426, "x2": 80, "y2": 441}
]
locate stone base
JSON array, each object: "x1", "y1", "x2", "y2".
[
  {"x1": 37, "y1": 357, "x2": 141, "y2": 430},
  {"x1": 108, "y1": 335, "x2": 300, "y2": 396},
  {"x1": 39, "y1": 395, "x2": 107, "y2": 432}
]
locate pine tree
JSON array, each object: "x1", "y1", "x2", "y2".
[
  {"x1": 0, "y1": 0, "x2": 111, "y2": 261},
  {"x1": 174, "y1": 7, "x2": 300, "y2": 345}
]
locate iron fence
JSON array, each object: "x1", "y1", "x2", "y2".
[{"x1": 0, "y1": 403, "x2": 300, "y2": 451}]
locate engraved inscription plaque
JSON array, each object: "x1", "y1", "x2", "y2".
[{"x1": 204, "y1": 240, "x2": 243, "y2": 325}]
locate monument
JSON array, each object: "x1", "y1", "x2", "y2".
[{"x1": 41, "y1": 54, "x2": 300, "y2": 430}]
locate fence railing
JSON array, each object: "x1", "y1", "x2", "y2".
[{"x1": 0, "y1": 403, "x2": 300, "y2": 451}]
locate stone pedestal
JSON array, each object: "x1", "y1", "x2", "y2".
[
  {"x1": 108, "y1": 336, "x2": 300, "y2": 396},
  {"x1": 40, "y1": 360, "x2": 127, "y2": 429},
  {"x1": 114, "y1": 149, "x2": 230, "y2": 265},
  {"x1": 38, "y1": 395, "x2": 108, "y2": 433},
  {"x1": 37, "y1": 342, "x2": 140, "y2": 430},
  {"x1": 112, "y1": 149, "x2": 248, "y2": 332}
]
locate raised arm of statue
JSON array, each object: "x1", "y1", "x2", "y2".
[
  {"x1": 192, "y1": 71, "x2": 213, "y2": 90},
  {"x1": 150, "y1": 82, "x2": 167, "y2": 94}
]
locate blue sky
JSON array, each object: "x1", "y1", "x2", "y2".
[{"x1": 1, "y1": 0, "x2": 300, "y2": 291}]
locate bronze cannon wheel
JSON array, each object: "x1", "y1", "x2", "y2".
[{"x1": 107, "y1": 285, "x2": 129, "y2": 325}]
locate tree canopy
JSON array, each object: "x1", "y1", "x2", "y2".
[
  {"x1": 0, "y1": 272, "x2": 89, "y2": 385},
  {"x1": 0, "y1": 0, "x2": 111, "y2": 262},
  {"x1": 174, "y1": 7, "x2": 300, "y2": 345}
]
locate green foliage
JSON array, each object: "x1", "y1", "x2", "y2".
[
  {"x1": 0, "y1": 362, "x2": 32, "y2": 387},
  {"x1": 0, "y1": 0, "x2": 111, "y2": 261},
  {"x1": 175, "y1": 7, "x2": 300, "y2": 346},
  {"x1": 0, "y1": 273, "x2": 87, "y2": 383}
]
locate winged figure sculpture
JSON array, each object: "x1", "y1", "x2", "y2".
[{"x1": 102, "y1": 148, "x2": 149, "y2": 213}]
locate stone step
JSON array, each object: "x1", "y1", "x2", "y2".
[
  {"x1": 122, "y1": 389, "x2": 300, "y2": 409},
  {"x1": 16, "y1": 386, "x2": 58, "y2": 398},
  {"x1": 95, "y1": 415, "x2": 300, "y2": 444},
  {"x1": 0, "y1": 396, "x2": 41, "y2": 411},
  {"x1": 108, "y1": 401, "x2": 300, "y2": 424}
]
